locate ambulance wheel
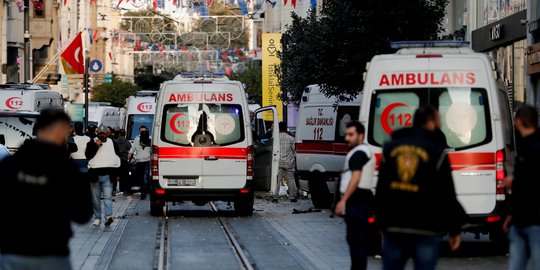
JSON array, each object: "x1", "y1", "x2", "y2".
[
  {"x1": 150, "y1": 197, "x2": 165, "y2": 217},
  {"x1": 235, "y1": 193, "x2": 254, "y2": 216},
  {"x1": 308, "y1": 173, "x2": 332, "y2": 209}
]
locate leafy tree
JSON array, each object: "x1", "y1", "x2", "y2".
[
  {"x1": 134, "y1": 71, "x2": 175, "y2": 90},
  {"x1": 230, "y1": 65, "x2": 262, "y2": 104},
  {"x1": 279, "y1": 0, "x2": 448, "y2": 104},
  {"x1": 92, "y1": 77, "x2": 141, "y2": 107}
]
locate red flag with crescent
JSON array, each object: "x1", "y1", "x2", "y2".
[{"x1": 60, "y1": 32, "x2": 84, "y2": 74}]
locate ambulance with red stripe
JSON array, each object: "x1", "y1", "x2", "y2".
[
  {"x1": 360, "y1": 41, "x2": 514, "y2": 241},
  {"x1": 123, "y1": 91, "x2": 158, "y2": 142},
  {"x1": 150, "y1": 74, "x2": 279, "y2": 216}
]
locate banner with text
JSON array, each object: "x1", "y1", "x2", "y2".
[{"x1": 262, "y1": 33, "x2": 282, "y2": 121}]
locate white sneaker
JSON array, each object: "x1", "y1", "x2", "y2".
[{"x1": 92, "y1": 219, "x2": 101, "y2": 226}]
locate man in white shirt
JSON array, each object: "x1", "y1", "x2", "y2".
[
  {"x1": 275, "y1": 122, "x2": 298, "y2": 202},
  {"x1": 70, "y1": 122, "x2": 91, "y2": 173}
]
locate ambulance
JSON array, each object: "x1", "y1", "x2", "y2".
[
  {"x1": 88, "y1": 105, "x2": 121, "y2": 130},
  {"x1": 151, "y1": 74, "x2": 279, "y2": 216},
  {"x1": 0, "y1": 83, "x2": 63, "y2": 152},
  {"x1": 360, "y1": 41, "x2": 514, "y2": 241},
  {"x1": 295, "y1": 85, "x2": 362, "y2": 208},
  {"x1": 123, "y1": 91, "x2": 158, "y2": 141}
]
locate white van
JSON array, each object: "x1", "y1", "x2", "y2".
[
  {"x1": 151, "y1": 74, "x2": 279, "y2": 216},
  {"x1": 360, "y1": 41, "x2": 514, "y2": 240},
  {"x1": 0, "y1": 84, "x2": 63, "y2": 152},
  {"x1": 123, "y1": 91, "x2": 158, "y2": 141},
  {"x1": 88, "y1": 105, "x2": 121, "y2": 129},
  {"x1": 295, "y1": 85, "x2": 362, "y2": 208}
]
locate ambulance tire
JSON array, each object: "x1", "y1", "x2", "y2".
[
  {"x1": 235, "y1": 194, "x2": 254, "y2": 216},
  {"x1": 150, "y1": 197, "x2": 165, "y2": 217},
  {"x1": 309, "y1": 172, "x2": 332, "y2": 209}
]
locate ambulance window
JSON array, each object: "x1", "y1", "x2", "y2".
[
  {"x1": 162, "y1": 103, "x2": 244, "y2": 147},
  {"x1": 438, "y1": 88, "x2": 491, "y2": 149},
  {"x1": 335, "y1": 106, "x2": 360, "y2": 143},
  {"x1": 127, "y1": 114, "x2": 154, "y2": 140},
  {"x1": 368, "y1": 91, "x2": 420, "y2": 146}
]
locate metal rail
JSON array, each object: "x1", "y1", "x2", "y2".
[
  {"x1": 209, "y1": 202, "x2": 254, "y2": 270},
  {"x1": 154, "y1": 204, "x2": 169, "y2": 270}
]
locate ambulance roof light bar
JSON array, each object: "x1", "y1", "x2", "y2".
[
  {"x1": 390, "y1": 41, "x2": 470, "y2": 49},
  {"x1": 178, "y1": 72, "x2": 229, "y2": 80}
]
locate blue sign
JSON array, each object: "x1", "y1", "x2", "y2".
[{"x1": 89, "y1": 60, "x2": 103, "y2": 72}]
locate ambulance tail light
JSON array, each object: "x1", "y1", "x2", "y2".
[
  {"x1": 152, "y1": 145, "x2": 159, "y2": 180},
  {"x1": 247, "y1": 146, "x2": 253, "y2": 180},
  {"x1": 495, "y1": 149, "x2": 506, "y2": 201}
]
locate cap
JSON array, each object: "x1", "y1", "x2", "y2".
[{"x1": 97, "y1": 125, "x2": 108, "y2": 134}]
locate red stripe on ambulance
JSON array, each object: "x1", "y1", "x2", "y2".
[{"x1": 159, "y1": 147, "x2": 247, "y2": 159}]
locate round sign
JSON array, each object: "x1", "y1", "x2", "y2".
[
  {"x1": 137, "y1": 102, "x2": 153, "y2": 113},
  {"x1": 169, "y1": 113, "x2": 190, "y2": 134},
  {"x1": 380, "y1": 102, "x2": 412, "y2": 134},
  {"x1": 215, "y1": 114, "x2": 236, "y2": 135},
  {"x1": 5, "y1": 97, "x2": 23, "y2": 109},
  {"x1": 89, "y1": 60, "x2": 103, "y2": 73}
]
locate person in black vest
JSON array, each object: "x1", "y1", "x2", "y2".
[
  {"x1": 503, "y1": 105, "x2": 540, "y2": 270},
  {"x1": 86, "y1": 125, "x2": 121, "y2": 227},
  {"x1": 0, "y1": 109, "x2": 93, "y2": 270},
  {"x1": 375, "y1": 106, "x2": 465, "y2": 270}
]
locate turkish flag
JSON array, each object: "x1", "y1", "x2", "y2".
[{"x1": 60, "y1": 32, "x2": 84, "y2": 74}]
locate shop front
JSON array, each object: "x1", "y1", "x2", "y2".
[{"x1": 472, "y1": 10, "x2": 527, "y2": 110}]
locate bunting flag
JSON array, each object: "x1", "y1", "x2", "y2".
[
  {"x1": 61, "y1": 32, "x2": 84, "y2": 74},
  {"x1": 152, "y1": 0, "x2": 158, "y2": 10},
  {"x1": 291, "y1": 0, "x2": 296, "y2": 7},
  {"x1": 15, "y1": 0, "x2": 24, "y2": 12},
  {"x1": 89, "y1": 0, "x2": 96, "y2": 5},
  {"x1": 109, "y1": 52, "x2": 113, "y2": 60},
  {"x1": 64, "y1": 0, "x2": 67, "y2": 6},
  {"x1": 283, "y1": 0, "x2": 287, "y2": 5},
  {"x1": 30, "y1": 0, "x2": 43, "y2": 9},
  {"x1": 92, "y1": 29, "x2": 100, "y2": 42},
  {"x1": 135, "y1": 40, "x2": 140, "y2": 51},
  {"x1": 117, "y1": 0, "x2": 123, "y2": 8},
  {"x1": 172, "y1": 0, "x2": 177, "y2": 7},
  {"x1": 238, "y1": 0, "x2": 248, "y2": 15},
  {"x1": 207, "y1": 0, "x2": 214, "y2": 6},
  {"x1": 310, "y1": 0, "x2": 316, "y2": 9}
]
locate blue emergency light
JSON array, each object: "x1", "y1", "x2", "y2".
[{"x1": 390, "y1": 41, "x2": 470, "y2": 49}]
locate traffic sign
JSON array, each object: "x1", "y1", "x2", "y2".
[{"x1": 89, "y1": 60, "x2": 103, "y2": 73}]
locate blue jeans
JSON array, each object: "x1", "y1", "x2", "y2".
[
  {"x1": 0, "y1": 254, "x2": 71, "y2": 270},
  {"x1": 509, "y1": 225, "x2": 540, "y2": 270},
  {"x1": 382, "y1": 233, "x2": 442, "y2": 270},
  {"x1": 344, "y1": 202, "x2": 370, "y2": 270},
  {"x1": 90, "y1": 175, "x2": 113, "y2": 220}
]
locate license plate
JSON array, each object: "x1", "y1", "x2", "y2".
[{"x1": 168, "y1": 178, "x2": 197, "y2": 186}]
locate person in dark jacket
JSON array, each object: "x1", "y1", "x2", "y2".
[
  {"x1": 375, "y1": 106, "x2": 465, "y2": 270},
  {"x1": 503, "y1": 105, "x2": 540, "y2": 270},
  {"x1": 115, "y1": 129, "x2": 132, "y2": 195},
  {"x1": 0, "y1": 109, "x2": 93, "y2": 270}
]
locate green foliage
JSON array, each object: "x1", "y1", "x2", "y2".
[
  {"x1": 279, "y1": 0, "x2": 448, "y2": 105},
  {"x1": 134, "y1": 72, "x2": 175, "y2": 90},
  {"x1": 230, "y1": 65, "x2": 262, "y2": 104},
  {"x1": 92, "y1": 77, "x2": 141, "y2": 107}
]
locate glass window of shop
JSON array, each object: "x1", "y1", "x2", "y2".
[
  {"x1": 476, "y1": 0, "x2": 527, "y2": 27},
  {"x1": 488, "y1": 39, "x2": 527, "y2": 110}
]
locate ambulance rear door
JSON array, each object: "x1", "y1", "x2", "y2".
[
  {"x1": 252, "y1": 106, "x2": 279, "y2": 192},
  {"x1": 201, "y1": 83, "x2": 249, "y2": 189}
]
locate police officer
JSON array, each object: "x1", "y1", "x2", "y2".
[
  {"x1": 375, "y1": 106, "x2": 465, "y2": 270},
  {"x1": 334, "y1": 121, "x2": 374, "y2": 270}
]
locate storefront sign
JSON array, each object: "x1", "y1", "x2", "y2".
[
  {"x1": 490, "y1": 24, "x2": 503, "y2": 41},
  {"x1": 262, "y1": 33, "x2": 283, "y2": 121},
  {"x1": 527, "y1": 43, "x2": 540, "y2": 75}
]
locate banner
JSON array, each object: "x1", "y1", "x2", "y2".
[{"x1": 262, "y1": 33, "x2": 282, "y2": 121}]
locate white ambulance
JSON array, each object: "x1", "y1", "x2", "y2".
[
  {"x1": 0, "y1": 84, "x2": 63, "y2": 152},
  {"x1": 123, "y1": 91, "x2": 158, "y2": 141},
  {"x1": 88, "y1": 105, "x2": 121, "y2": 130},
  {"x1": 360, "y1": 41, "x2": 514, "y2": 241},
  {"x1": 151, "y1": 74, "x2": 279, "y2": 216},
  {"x1": 295, "y1": 85, "x2": 362, "y2": 208}
]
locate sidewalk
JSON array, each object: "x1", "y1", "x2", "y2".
[
  {"x1": 254, "y1": 195, "x2": 381, "y2": 269},
  {"x1": 69, "y1": 195, "x2": 137, "y2": 270}
]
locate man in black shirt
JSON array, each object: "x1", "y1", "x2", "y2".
[
  {"x1": 334, "y1": 121, "x2": 374, "y2": 270},
  {"x1": 0, "y1": 109, "x2": 93, "y2": 270},
  {"x1": 504, "y1": 105, "x2": 540, "y2": 270},
  {"x1": 375, "y1": 106, "x2": 465, "y2": 270}
]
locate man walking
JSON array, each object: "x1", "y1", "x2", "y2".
[
  {"x1": 87, "y1": 125, "x2": 121, "y2": 227},
  {"x1": 71, "y1": 122, "x2": 91, "y2": 174},
  {"x1": 129, "y1": 125, "x2": 152, "y2": 200},
  {"x1": 334, "y1": 121, "x2": 374, "y2": 270},
  {"x1": 504, "y1": 105, "x2": 540, "y2": 270},
  {"x1": 274, "y1": 122, "x2": 298, "y2": 202},
  {"x1": 115, "y1": 129, "x2": 132, "y2": 195},
  {"x1": 0, "y1": 109, "x2": 93, "y2": 270},
  {"x1": 375, "y1": 106, "x2": 465, "y2": 270}
]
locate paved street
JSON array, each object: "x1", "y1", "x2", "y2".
[{"x1": 68, "y1": 194, "x2": 510, "y2": 270}]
